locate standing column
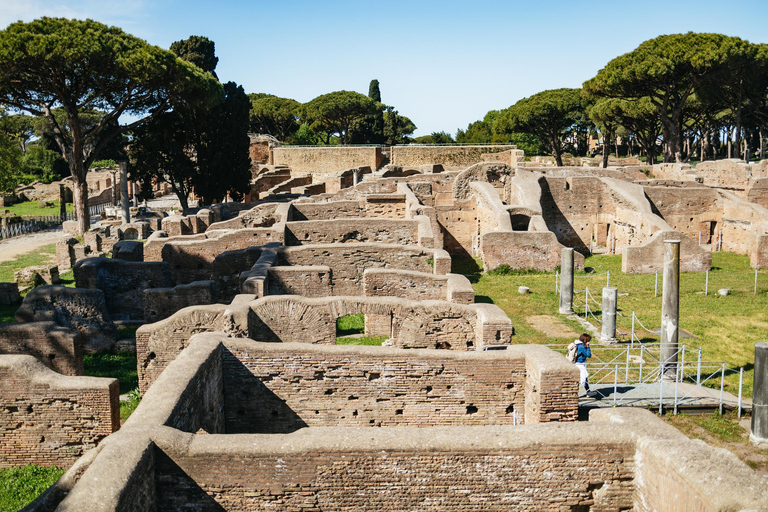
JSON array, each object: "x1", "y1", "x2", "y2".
[
  {"x1": 660, "y1": 240, "x2": 680, "y2": 379},
  {"x1": 111, "y1": 171, "x2": 118, "y2": 206},
  {"x1": 132, "y1": 182, "x2": 139, "y2": 207},
  {"x1": 559, "y1": 248, "x2": 574, "y2": 315},
  {"x1": 601, "y1": 286, "x2": 618, "y2": 343},
  {"x1": 353, "y1": 168, "x2": 360, "y2": 186},
  {"x1": 119, "y1": 161, "x2": 130, "y2": 225},
  {"x1": 751, "y1": 343, "x2": 768, "y2": 447}
]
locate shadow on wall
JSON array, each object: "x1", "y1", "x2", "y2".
[
  {"x1": 222, "y1": 347, "x2": 308, "y2": 434},
  {"x1": 155, "y1": 448, "x2": 226, "y2": 511},
  {"x1": 539, "y1": 179, "x2": 590, "y2": 254}
]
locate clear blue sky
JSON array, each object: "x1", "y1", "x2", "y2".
[{"x1": 2, "y1": 0, "x2": 768, "y2": 136}]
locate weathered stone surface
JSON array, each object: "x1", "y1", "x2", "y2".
[
  {"x1": 14, "y1": 265, "x2": 60, "y2": 291},
  {"x1": 0, "y1": 282, "x2": 20, "y2": 305},
  {"x1": 112, "y1": 240, "x2": 144, "y2": 262},
  {"x1": 143, "y1": 281, "x2": 216, "y2": 323},
  {"x1": 74, "y1": 257, "x2": 174, "y2": 321},
  {"x1": 0, "y1": 321, "x2": 84, "y2": 375},
  {"x1": 15, "y1": 285, "x2": 116, "y2": 353}
]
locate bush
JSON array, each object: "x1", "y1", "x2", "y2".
[{"x1": 0, "y1": 464, "x2": 64, "y2": 512}]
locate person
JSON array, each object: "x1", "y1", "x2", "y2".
[{"x1": 574, "y1": 333, "x2": 598, "y2": 397}]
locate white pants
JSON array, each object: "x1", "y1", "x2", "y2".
[{"x1": 575, "y1": 362, "x2": 589, "y2": 388}]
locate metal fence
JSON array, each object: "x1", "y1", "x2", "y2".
[{"x1": 0, "y1": 202, "x2": 107, "y2": 240}]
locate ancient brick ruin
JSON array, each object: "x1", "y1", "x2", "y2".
[{"x1": 3, "y1": 145, "x2": 768, "y2": 510}]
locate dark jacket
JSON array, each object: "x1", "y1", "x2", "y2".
[{"x1": 575, "y1": 341, "x2": 591, "y2": 363}]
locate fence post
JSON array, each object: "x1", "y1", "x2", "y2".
[
  {"x1": 705, "y1": 270, "x2": 709, "y2": 296},
  {"x1": 631, "y1": 312, "x2": 636, "y2": 347},
  {"x1": 614, "y1": 363, "x2": 619, "y2": 407},
  {"x1": 555, "y1": 270, "x2": 559, "y2": 294},
  {"x1": 655, "y1": 272, "x2": 658, "y2": 297},
  {"x1": 606, "y1": 270, "x2": 610, "y2": 288},
  {"x1": 680, "y1": 344, "x2": 686, "y2": 382},
  {"x1": 696, "y1": 348, "x2": 702, "y2": 386},
  {"x1": 585, "y1": 287, "x2": 589, "y2": 319},
  {"x1": 755, "y1": 268, "x2": 758, "y2": 296},
  {"x1": 639, "y1": 345, "x2": 644, "y2": 382},
  {"x1": 718, "y1": 230, "x2": 722, "y2": 251},
  {"x1": 674, "y1": 363, "x2": 680, "y2": 415},
  {"x1": 625, "y1": 346, "x2": 630, "y2": 383},
  {"x1": 659, "y1": 362, "x2": 664, "y2": 415},
  {"x1": 738, "y1": 367, "x2": 744, "y2": 418},
  {"x1": 719, "y1": 362, "x2": 726, "y2": 415}
]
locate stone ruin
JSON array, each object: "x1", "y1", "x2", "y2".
[{"x1": 2, "y1": 145, "x2": 768, "y2": 510}]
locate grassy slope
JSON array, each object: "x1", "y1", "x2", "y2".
[{"x1": 1, "y1": 200, "x2": 73, "y2": 217}]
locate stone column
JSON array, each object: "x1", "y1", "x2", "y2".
[
  {"x1": 353, "y1": 168, "x2": 360, "y2": 186},
  {"x1": 119, "y1": 161, "x2": 130, "y2": 225},
  {"x1": 751, "y1": 343, "x2": 768, "y2": 447},
  {"x1": 559, "y1": 247, "x2": 574, "y2": 315},
  {"x1": 59, "y1": 184, "x2": 67, "y2": 220},
  {"x1": 660, "y1": 240, "x2": 680, "y2": 379},
  {"x1": 111, "y1": 171, "x2": 118, "y2": 206},
  {"x1": 601, "y1": 286, "x2": 618, "y2": 343},
  {"x1": 132, "y1": 182, "x2": 139, "y2": 207}
]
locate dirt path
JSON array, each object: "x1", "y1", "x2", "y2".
[{"x1": 0, "y1": 228, "x2": 68, "y2": 263}]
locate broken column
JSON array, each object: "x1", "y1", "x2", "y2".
[
  {"x1": 660, "y1": 239, "x2": 680, "y2": 379},
  {"x1": 751, "y1": 342, "x2": 768, "y2": 447},
  {"x1": 353, "y1": 168, "x2": 360, "y2": 186},
  {"x1": 559, "y1": 247, "x2": 574, "y2": 315},
  {"x1": 601, "y1": 286, "x2": 618, "y2": 343},
  {"x1": 119, "y1": 161, "x2": 130, "y2": 224}
]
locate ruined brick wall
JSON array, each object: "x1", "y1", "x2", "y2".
[
  {"x1": 276, "y1": 244, "x2": 442, "y2": 296},
  {"x1": 153, "y1": 426, "x2": 633, "y2": 511},
  {"x1": 272, "y1": 146, "x2": 382, "y2": 176},
  {"x1": 74, "y1": 258, "x2": 174, "y2": 321},
  {"x1": 144, "y1": 234, "x2": 206, "y2": 262},
  {"x1": 285, "y1": 219, "x2": 420, "y2": 246},
  {"x1": 362, "y1": 269, "x2": 474, "y2": 303},
  {"x1": 435, "y1": 199, "x2": 478, "y2": 256},
  {"x1": 143, "y1": 281, "x2": 216, "y2": 323},
  {"x1": 222, "y1": 341, "x2": 525, "y2": 433},
  {"x1": 540, "y1": 177, "x2": 618, "y2": 253},
  {"x1": 267, "y1": 266, "x2": 332, "y2": 296},
  {"x1": 210, "y1": 246, "x2": 263, "y2": 302},
  {"x1": 289, "y1": 197, "x2": 406, "y2": 221},
  {"x1": 161, "y1": 228, "x2": 283, "y2": 284},
  {"x1": 391, "y1": 145, "x2": 516, "y2": 167},
  {"x1": 481, "y1": 231, "x2": 581, "y2": 272},
  {"x1": 622, "y1": 231, "x2": 712, "y2": 273},
  {"x1": 206, "y1": 203, "x2": 280, "y2": 231},
  {"x1": 0, "y1": 321, "x2": 83, "y2": 375},
  {"x1": 0, "y1": 355, "x2": 119, "y2": 468},
  {"x1": 524, "y1": 345, "x2": 579, "y2": 423},
  {"x1": 644, "y1": 186, "x2": 722, "y2": 242}
]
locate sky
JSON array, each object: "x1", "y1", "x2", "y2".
[{"x1": 2, "y1": 0, "x2": 768, "y2": 136}]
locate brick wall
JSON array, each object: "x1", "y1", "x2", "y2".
[
  {"x1": 267, "y1": 266, "x2": 332, "y2": 296},
  {"x1": 0, "y1": 355, "x2": 119, "y2": 468},
  {"x1": 285, "y1": 218, "x2": 420, "y2": 246},
  {"x1": 143, "y1": 281, "x2": 216, "y2": 323},
  {"x1": 74, "y1": 258, "x2": 174, "y2": 321},
  {"x1": 622, "y1": 230, "x2": 712, "y2": 273},
  {"x1": 289, "y1": 196, "x2": 406, "y2": 221},
  {"x1": 362, "y1": 269, "x2": 473, "y2": 303},
  {"x1": 0, "y1": 321, "x2": 83, "y2": 375},
  {"x1": 391, "y1": 145, "x2": 516, "y2": 167},
  {"x1": 272, "y1": 146, "x2": 382, "y2": 176}
]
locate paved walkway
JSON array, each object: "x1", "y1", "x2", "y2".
[
  {"x1": 581, "y1": 381, "x2": 750, "y2": 412},
  {"x1": 0, "y1": 228, "x2": 68, "y2": 263}
]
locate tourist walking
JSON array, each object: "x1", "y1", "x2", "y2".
[{"x1": 573, "y1": 333, "x2": 598, "y2": 397}]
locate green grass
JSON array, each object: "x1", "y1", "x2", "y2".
[
  {"x1": 0, "y1": 464, "x2": 64, "y2": 512},
  {"x1": 0, "y1": 243, "x2": 57, "y2": 283},
  {"x1": 120, "y1": 388, "x2": 142, "y2": 421},
  {"x1": 83, "y1": 352, "x2": 138, "y2": 395},
  {"x1": 0, "y1": 200, "x2": 72, "y2": 217},
  {"x1": 336, "y1": 314, "x2": 364, "y2": 336},
  {"x1": 336, "y1": 336, "x2": 387, "y2": 346},
  {"x1": 464, "y1": 252, "x2": 767, "y2": 398},
  {"x1": 116, "y1": 325, "x2": 138, "y2": 339},
  {"x1": 0, "y1": 304, "x2": 18, "y2": 324}
]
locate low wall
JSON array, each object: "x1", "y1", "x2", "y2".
[
  {"x1": 143, "y1": 281, "x2": 216, "y2": 323},
  {"x1": 0, "y1": 321, "x2": 83, "y2": 375},
  {"x1": 0, "y1": 355, "x2": 119, "y2": 468},
  {"x1": 268, "y1": 265, "x2": 332, "y2": 296},
  {"x1": 205, "y1": 203, "x2": 281, "y2": 231},
  {"x1": 15, "y1": 285, "x2": 116, "y2": 353},
  {"x1": 391, "y1": 145, "x2": 517, "y2": 167},
  {"x1": 622, "y1": 230, "x2": 712, "y2": 273},
  {"x1": 362, "y1": 268, "x2": 474, "y2": 303},
  {"x1": 481, "y1": 231, "x2": 585, "y2": 272},
  {"x1": 285, "y1": 218, "x2": 422, "y2": 246},
  {"x1": 289, "y1": 196, "x2": 406, "y2": 221},
  {"x1": 272, "y1": 146, "x2": 382, "y2": 176},
  {"x1": 74, "y1": 258, "x2": 175, "y2": 321}
]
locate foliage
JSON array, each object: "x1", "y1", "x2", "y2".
[
  {"x1": 83, "y1": 351, "x2": 138, "y2": 394},
  {"x1": 170, "y1": 35, "x2": 218, "y2": 77},
  {"x1": 497, "y1": 88, "x2": 583, "y2": 166},
  {"x1": 486, "y1": 264, "x2": 551, "y2": 276},
  {"x1": 20, "y1": 145, "x2": 62, "y2": 183},
  {"x1": 336, "y1": 314, "x2": 364, "y2": 336},
  {"x1": 383, "y1": 107, "x2": 416, "y2": 145},
  {"x1": 413, "y1": 131, "x2": 454, "y2": 144},
  {"x1": 92, "y1": 159, "x2": 118, "y2": 169},
  {"x1": 288, "y1": 123, "x2": 319, "y2": 145},
  {"x1": 583, "y1": 33, "x2": 758, "y2": 162},
  {"x1": 0, "y1": 113, "x2": 34, "y2": 152},
  {"x1": 0, "y1": 464, "x2": 64, "y2": 512},
  {"x1": 302, "y1": 91, "x2": 381, "y2": 144},
  {"x1": 0, "y1": 130, "x2": 24, "y2": 192},
  {"x1": 0, "y1": 17, "x2": 222, "y2": 234},
  {"x1": 120, "y1": 388, "x2": 142, "y2": 421},
  {"x1": 336, "y1": 335, "x2": 387, "y2": 346},
  {"x1": 249, "y1": 94, "x2": 301, "y2": 141}
]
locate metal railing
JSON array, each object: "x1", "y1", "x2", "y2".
[{"x1": 0, "y1": 202, "x2": 107, "y2": 240}]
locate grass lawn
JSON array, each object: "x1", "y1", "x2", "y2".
[
  {"x1": 335, "y1": 313, "x2": 386, "y2": 345},
  {"x1": 465, "y1": 252, "x2": 767, "y2": 398},
  {"x1": 0, "y1": 464, "x2": 64, "y2": 512},
  {"x1": 83, "y1": 352, "x2": 138, "y2": 395},
  {"x1": 0, "y1": 243, "x2": 57, "y2": 283},
  {"x1": 1, "y1": 200, "x2": 73, "y2": 217}
]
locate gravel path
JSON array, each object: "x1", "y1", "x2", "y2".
[{"x1": 0, "y1": 228, "x2": 69, "y2": 263}]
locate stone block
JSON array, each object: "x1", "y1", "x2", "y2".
[
  {"x1": 0, "y1": 283, "x2": 20, "y2": 305},
  {"x1": 14, "y1": 265, "x2": 59, "y2": 291},
  {"x1": 112, "y1": 240, "x2": 144, "y2": 262}
]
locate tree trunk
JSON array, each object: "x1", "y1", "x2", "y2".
[
  {"x1": 602, "y1": 127, "x2": 612, "y2": 168},
  {"x1": 761, "y1": 128, "x2": 765, "y2": 161},
  {"x1": 72, "y1": 178, "x2": 90, "y2": 235}
]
